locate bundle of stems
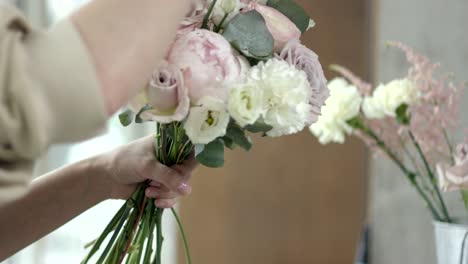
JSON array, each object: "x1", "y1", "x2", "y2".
[{"x1": 82, "y1": 122, "x2": 193, "y2": 264}]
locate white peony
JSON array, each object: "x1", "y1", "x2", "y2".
[
  {"x1": 363, "y1": 79, "x2": 417, "y2": 119},
  {"x1": 228, "y1": 81, "x2": 263, "y2": 127},
  {"x1": 212, "y1": 0, "x2": 241, "y2": 27},
  {"x1": 249, "y1": 58, "x2": 312, "y2": 137},
  {"x1": 310, "y1": 78, "x2": 362, "y2": 144},
  {"x1": 184, "y1": 96, "x2": 230, "y2": 144}
]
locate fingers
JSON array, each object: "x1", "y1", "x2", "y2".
[
  {"x1": 155, "y1": 199, "x2": 177, "y2": 209},
  {"x1": 146, "y1": 186, "x2": 179, "y2": 199},
  {"x1": 173, "y1": 153, "x2": 199, "y2": 175}
]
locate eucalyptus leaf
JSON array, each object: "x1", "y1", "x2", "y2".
[
  {"x1": 226, "y1": 126, "x2": 252, "y2": 151},
  {"x1": 223, "y1": 136, "x2": 236, "y2": 150},
  {"x1": 195, "y1": 140, "x2": 225, "y2": 168},
  {"x1": 223, "y1": 10, "x2": 274, "y2": 59},
  {"x1": 267, "y1": 0, "x2": 311, "y2": 33},
  {"x1": 135, "y1": 104, "x2": 153, "y2": 123},
  {"x1": 118, "y1": 109, "x2": 134, "y2": 127},
  {"x1": 245, "y1": 121, "x2": 273, "y2": 134}
]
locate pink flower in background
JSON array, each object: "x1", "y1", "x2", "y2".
[
  {"x1": 130, "y1": 61, "x2": 190, "y2": 123},
  {"x1": 178, "y1": 1, "x2": 208, "y2": 35},
  {"x1": 329, "y1": 65, "x2": 373, "y2": 96},
  {"x1": 246, "y1": 3, "x2": 301, "y2": 52},
  {"x1": 279, "y1": 39, "x2": 328, "y2": 123},
  {"x1": 389, "y1": 42, "x2": 464, "y2": 164},
  {"x1": 168, "y1": 29, "x2": 247, "y2": 102},
  {"x1": 437, "y1": 143, "x2": 468, "y2": 192}
]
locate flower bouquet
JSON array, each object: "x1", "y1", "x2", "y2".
[
  {"x1": 82, "y1": 0, "x2": 329, "y2": 263},
  {"x1": 310, "y1": 42, "x2": 467, "y2": 263}
]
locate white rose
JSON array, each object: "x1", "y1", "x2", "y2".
[
  {"x1": 249, "y1": 58, "x2": 312, "y2": 137},
  {"x1": 363, "y1": 79, "x2": 417, "y2": 119},
  {"x1": 310, "y1": 78, "x2": 362, "y2": 144},
  {"x1": 228, "y1": 81, "x2": 263, "y2": 127},
  {"x1": 212, "y1": 0, "x2": 241, "y2": 27},
  {"x1": 184, "y1": 96, "x2": 230, "y2": 145}
]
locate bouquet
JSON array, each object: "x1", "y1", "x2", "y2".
[
  {"x1": 82, "y1": 0, "x2": 329, "y2": 263},
  {"x1": 310, "y1": 42, "x2": 467, "y2": 223}
]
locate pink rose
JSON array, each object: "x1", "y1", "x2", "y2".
[
  {"x1": 279, "y1": 39, "x2": 329, "y2": 123},
  {"x1": 168, "y1": 29, "x2": 246, "y2": 102},
  {"x1": 437, "y1": 143, "x2": 468, "y2": 191},
  {"x1": 130, "y1": 61, "x2": 190, "y2": 124},
  {"x1": 246, "y1": 3, "x2": 301, "y2": 52}
]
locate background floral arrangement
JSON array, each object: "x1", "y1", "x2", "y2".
[
  {"x1": 82, "y1": 0, "x2": 329, "y2": 263},
  {"x1": 311, "y1": 42, "x2": 467, "y2": 224}
]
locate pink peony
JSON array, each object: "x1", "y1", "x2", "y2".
[
  {"x1": 168, "y1": 29, "x2": 247, "y2": 102},
  {"x1": 130, "y1": 61, "x2": 190, "y2": 123},
  {"x1": 246, "y1": 3, "x2": 301, "y2": 52},
  {"x1": 279, "y1": 39, "x2": 329, "y2": 123},
  {"x1": 437, "y1": 143, "x2": 468, "y2": 192}
]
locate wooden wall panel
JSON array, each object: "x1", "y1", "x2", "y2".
[{"x1": 178, "y1": 0, "x2": 370, "y2": 263}]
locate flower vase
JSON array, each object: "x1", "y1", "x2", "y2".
[{"x1": 434, "y1": 221, "x2": 468, "y2": 264}]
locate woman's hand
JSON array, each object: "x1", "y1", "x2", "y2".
[{"x1": 97, "y1": 136, "x2": 198, "y2": 208}]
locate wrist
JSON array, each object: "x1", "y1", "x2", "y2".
[{"x1": 84, "y1": 155, "x2": 115, "y2": 202}]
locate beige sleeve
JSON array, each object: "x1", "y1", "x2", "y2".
[{"x1": 0, "y1": 4, "x2": 107, "y2": 200}]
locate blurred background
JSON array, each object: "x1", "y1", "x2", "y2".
[{"x1": 1, "y1": 0, "x2": 467, "y2": 263}]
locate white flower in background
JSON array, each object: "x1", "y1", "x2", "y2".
[
  {"x1": 228, "y1": 81, "x2": 263, "y2": 127},
  {"x1": 249, "y1": 59, "x2": 312, "y2": 137},
  {"x1": 184, "y1": 96, "x2": 230, "y2": 144},
  {"x1": 310, "y1": 78, "x2": 362, "y2": 144},
  {"x1": 212, "y1": 0, "x2": 241, "y2": 27},
  {"x1": 363, "y1": 79, "x2": 417, "y2": 119}
]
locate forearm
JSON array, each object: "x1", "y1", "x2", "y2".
[
  {"x1": 72, "y1": 0, "x2": 192, "y2": 115},
  {"x1": 0, "y1": 156, "x2": 111, "y2": 261}
]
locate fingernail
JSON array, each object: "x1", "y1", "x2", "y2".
[
  {"x1": 177, "y1": 183, "x2": 191, "y2": 195},
  {"x1": 146, "y1": 188, "x2": 158, "y2": 198}
]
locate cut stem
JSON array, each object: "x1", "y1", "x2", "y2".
[
  {"x1": 171, "y1": 208, "x2": 192, "y2": 264},
  {"x1": 408, "y1": 130, "x2": 452, "y2": 223}
]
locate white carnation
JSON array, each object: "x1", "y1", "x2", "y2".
[
  {"x1": 184, "y1": 96, "x2": 230, "y2": 144},
  {"x1": 310, "y1": 78, "x2": 362, "y2": 144},
  {"x1": 363, "y1": 79, "x2": 417, "y2": 119},
  {"x1": 249, "y1": 58, "x2": 312, "y2": 137},
  {"x1": 228, "y1": 81, "x2": 263, "y2": 127}
]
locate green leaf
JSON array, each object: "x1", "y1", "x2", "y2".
[
  {"x1": 226, "y1": 126, "x2": 252, "y2": 151},
  {"x1": 461, "y1": 190, "x2": 468, "y2": 212},
  {"x1": 245, "y1": 121, "x2": 273, "y2": 134},
  {"x1": 118, "y1": 109, "x2": 134, "y2": 127},
  {"x1": 222, "y1": 136, "x2": 236, "y2": 150},
  {"x1": 223, "y1": 10, "x2": 274, "y2": 59},
  {"x1": 396, "y1": 103, "x2": 411, "y2": 125},
  {"x1": 135, "y1": 104, "x2": 153, "y2": 123},
  {"x1": 195, "y1": 140, "x2": 225, "y2": 168},
  {"x1": 267, "y1": 0, "x2": 311, "y2": 33}
]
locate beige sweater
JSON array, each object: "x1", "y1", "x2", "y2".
[{"x1": 0, "y1": 4, "x2": 107, "y2": 201}]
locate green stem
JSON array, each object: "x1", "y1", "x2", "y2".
[
  {"x1": 214, "y1": 13, "x2": 229, "y2": 33},
  {"x1": 118, "y1": 194, "x2": 148, "y2": 264},
  {"x1": 359, "y1": 126, "x2": 443, "y2": 221},
  {"x1": 171, "y1": 208, "x2": 192, "y2": 264},
  {"x1": 95, "y1": 206, "x2": 131, "y2": 264},
  {"x1": 408, "y1": 130, "x2": 452, "y2": 222},
  {"x1": 201, "y1": 0, "x2": 218, "y2": 29},
  {"x1": 143, "y1": 201, "x2": 157, "y2": 263},
  {"x1": 153, "y1": 208, "x2": 165, "y2": 264},
  {"x1": 443, "y1": 129, "x2": 456, "y2": 165},
  {"x1": 82, "y1": 202, "x2": 128, "y2": 264}
]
